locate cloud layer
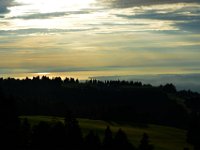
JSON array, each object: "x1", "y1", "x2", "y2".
[{"x1": 0, "y1": 0, "x2": 200, "y2": 81}]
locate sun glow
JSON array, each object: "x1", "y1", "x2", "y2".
[
  {"x1": 5, "y1": 0, "x2": 98, "y2": 30},
  {"x1": 36, "y1": 72, "x2": 51, "y2": 76},
  {"x1": 11, "y1": 0, "x2": 96, "y2": 14}
]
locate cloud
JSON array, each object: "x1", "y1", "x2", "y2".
[
  {"x1": 0, "y1": 0, "x2": 15, "y2": 14},
  {"x1": 0, "y1": 66, "x2": 97, "y2": 74},
  {"x1": 176, "y1": 20, "x2": 200, "y2": 33},
  {"x1": 100, "y1": 0, "x2": 200, "y2": 8},
  {"x1": 0, "y1": 28, "x2": 98, "y2": 36},
  {"x1": 113, "y1": 3, "x2": 200, "y2": 33},
  {"x1": 11, "y1": 10, "x2": 90, "y2": 20},
  {"x1": 12, "y1": 12, "x2": 68, "y2": 20},
  {"x1": 116, "y1": 10, "x2": 200, "y2": 21}
]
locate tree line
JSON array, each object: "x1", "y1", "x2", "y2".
[{"x1": 0, "y1": 76, "x2": 195, "y2": 128}]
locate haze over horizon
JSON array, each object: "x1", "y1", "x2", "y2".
[{"x1": 0, "y1": 0, "x2": 200, "y2": 84}]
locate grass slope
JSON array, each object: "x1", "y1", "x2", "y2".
[{"x1": 20, "y1": 116, "x2": 192, "y2": 150}]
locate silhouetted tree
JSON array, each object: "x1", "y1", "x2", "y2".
[
  {"x1": 139, "y1": 133, "x2": 154, "y2": 150},
  {"x1": 161, "y1": 83, "x2": 177, "y2": 93},
  {"x1": 31, "y1": 121, "x2": 51, "y2": 148},
  {"x1": 187, "y1": 112, "x2": 200, "y2": 150},
  {"x1": 114, "y1": 129, "x2": 135, "y2": 150},
  {"x1": 50, "y1": 121, "x2": 66, "y2": 149},
  {"x1": 103, "y1": 126, "x2": 113, "y2": 149},
  {"x1": 19, "y1": 118, "x2": 31, "y2": 148},
  {"x1": 65, "y1": 112, "x2": 83, "y2": 149},
  {"x1": 84, "y1": 130, "x2": 101, "y2": 150},
  {"x1": 0, "y1": 90, "x2": 20, "y2": 148}
]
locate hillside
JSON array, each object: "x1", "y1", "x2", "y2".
[
  {"x1": 1, "y1": 78, "x2": 200, "y2": 149},
  {"x1": 20, "y1": 116, "x2": 192, "y2": 150},
  {"x1": 1, "y1": 77, "x2": 197, "y2": 128}
]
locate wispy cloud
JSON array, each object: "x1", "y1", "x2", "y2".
[
  {"x1": 113, "y1": 3, "x2": 200, "y2": 33},
  {"x1": 115, "y1": 9, "x2": 200, "y2": 21},
  {"x1": 10, "y1": 10, "x2": 91, "y2": 20},
  {"x1": 0, "y1": 28, "x2": 98, "y2": 36}
]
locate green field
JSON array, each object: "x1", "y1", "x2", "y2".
[{"x1": 20, "y1": 116, "x2": 192, "y2": 150}]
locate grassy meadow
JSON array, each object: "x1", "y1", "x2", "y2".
[{"x1": 20, "y1": 116, "x2": 192, "y2": 150}]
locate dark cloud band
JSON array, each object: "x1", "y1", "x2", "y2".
[
  {"x1": 0, "y1": 0, "x2": 15, "y2": 14},
  {"x1": 99, "y1": 0, "x2": 200, "y2": 8},
  {"x1": 10, "y1": 10, "x2": 90, "y2": 20}
]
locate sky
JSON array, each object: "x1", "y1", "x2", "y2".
[{"x1": 0, "y1": 0, "x2": 200, "y2": 81}]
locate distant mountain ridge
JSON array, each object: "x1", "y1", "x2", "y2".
[{"x1": 90, "y1": 73, "x2": 200, "y2": 93}]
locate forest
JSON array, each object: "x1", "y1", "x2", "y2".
[{"x1": 0, "y1": 76, "x2": 200, "y2": 149}]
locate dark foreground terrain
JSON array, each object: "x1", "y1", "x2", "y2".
[{"x1": 0, "y1": 77, "x2": 200, "y2": 149}]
